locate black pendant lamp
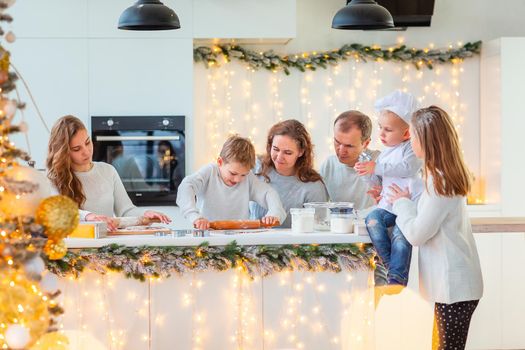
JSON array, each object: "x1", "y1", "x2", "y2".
[
  {"x1": 332, "y1": 0, "x2": 394, "y2": 30},
  {"x1": 118, "y1": 0, "x2": 181, "y2": 31}
]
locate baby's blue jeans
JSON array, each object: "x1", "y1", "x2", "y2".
[{"x1": 365, "y1": 208, "x2": 412, "y2": 286}]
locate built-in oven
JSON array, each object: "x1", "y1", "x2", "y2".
[{"x1": 92, "y1": 116, "x2": 185, "y2": 206}]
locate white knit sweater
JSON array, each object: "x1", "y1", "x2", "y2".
[{"x1": 393, "y1": 177, "x2": 483, "y2": 304}]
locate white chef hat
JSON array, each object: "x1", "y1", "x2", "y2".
[{"x1": 374, "y1": 90, "x2": 418, "y2": 125}]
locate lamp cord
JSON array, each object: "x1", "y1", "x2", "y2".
[{"x1": 13, "y1": 81, "x2": 31, "y2": 156}]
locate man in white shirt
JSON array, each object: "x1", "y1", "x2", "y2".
[{"x1": 320, "y1": 110, "x2": 379, "y2": 210}]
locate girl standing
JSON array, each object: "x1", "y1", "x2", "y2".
[{"x1": 388, "y1": 106, "x2": 483, "y2": 349}]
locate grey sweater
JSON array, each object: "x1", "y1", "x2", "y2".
[
  {"x1": 251, "y1": 168, "x2": 329, "y2": 228},
  {"x1": 176, "y1": 163, "x2": 286, "y2": 224},
  {"x1": 320, "y1": 153, "x2": 380, "y2": 210}
]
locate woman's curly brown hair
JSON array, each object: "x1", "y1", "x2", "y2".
[
  {"x1": 258, "y1": 119, "x2": 322, "y2": 183},
  {"x1": 46, "y1": 115, "x2": 87, "y2": 207}
]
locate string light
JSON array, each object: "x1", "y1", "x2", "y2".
[
  {"x1": 300, "y1": 72, "x2": 314, "y2": 132},
  {"x1": 270, "y1": 74, "x2": 284, "y2": 124}
]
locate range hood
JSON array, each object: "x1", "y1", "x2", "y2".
[{"x1": 376, "y1": 0, "x2": 435, "y2": 28}]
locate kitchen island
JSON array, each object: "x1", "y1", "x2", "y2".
[{"x1": 55, "y1": 231, "x2": 375, "y2": 350}]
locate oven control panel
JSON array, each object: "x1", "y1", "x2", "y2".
[{"x1": 91, "y1": 116, "x2": 185, "y2": 131}]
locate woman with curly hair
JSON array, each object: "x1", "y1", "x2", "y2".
[
  {"x1": 251, "y1": 119, "x2": 328, "y2": 228},
  {"x1": 46, "y1": 115, "x2": 170, "y2": 230}
]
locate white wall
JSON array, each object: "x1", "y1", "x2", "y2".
[{"x1": 193, "y1": 0, "x2": 296, "y2": 39}]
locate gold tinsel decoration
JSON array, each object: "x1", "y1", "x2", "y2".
[
  {"x1": 43, "y1": 240, "x2": 67, "y2": 260},
  {"x1": 36, "y1": 195, "x2": 79, "y2": 241},
  {"x1": 0, "y1": 270, "x2": 50, "y2": 348}
]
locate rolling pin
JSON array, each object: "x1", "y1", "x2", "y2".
[{"x1": 209, "y1": 219, "x2": 280, "y2": 230}]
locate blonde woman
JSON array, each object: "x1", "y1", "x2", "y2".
[
  {"x1": 388, "y1": 106, "x2": 483, "y2": 349},
  {"x1": 46, "y1": 115, "x2": 170, "y2": 230}
]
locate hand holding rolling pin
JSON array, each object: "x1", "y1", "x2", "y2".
[{"x1": 261, "y1": 216, "x2": 280, "y2": 226}]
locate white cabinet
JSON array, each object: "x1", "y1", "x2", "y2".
[
  {"x1": 470, "y1": 232, "x2": 525, "y2": 349},
  {"x1": 480, "y1": 38, "x2": 525, "y2": 217},
  {"x1": 375, "y1": 232, "x2": 525, "y2": 350}
]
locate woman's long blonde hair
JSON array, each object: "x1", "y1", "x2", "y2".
[
  {"x1": 411, "y1": 106, "x2": 471, "y2": 197},
  {"x1": 46, "y1": 115, "x2": 87, "y2": 207},
  {"x1": 258, "y1": 119, "x2": 322, "y2": 183}
]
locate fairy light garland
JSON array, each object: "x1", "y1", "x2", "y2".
[
  {"x1": 194, "y1": 41, "x2": 482, "y2": 75},
  {"x1": 46, "y1": 242, "x2": 374, "y2": 281},
  {"x1": 196, "y1": 39, "x2": 487, "y2": 204}
]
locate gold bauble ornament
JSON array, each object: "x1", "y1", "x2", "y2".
[
  {"x1": 0, "y1": 270, "x2": 50, "y2": 348},
  {"x1": 36, "y1": 195, "x2": 79, "y2": 241},
  {"x1": 5, "y1": 324, "x2": 30, "y2": 349},
  {"x1": 43, "y1": 240, "x2": 67, "y2": 260},
  {"x1": 0, "y1": 166, "x2": 52, "y2": 217}
]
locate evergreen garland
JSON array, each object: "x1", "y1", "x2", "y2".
[
  {"x1": 46, "y1": 241, "x2": 375, "y2": 281},
  {"x1": 194, "y1": 41, "x2": 482, "y2": 75}
]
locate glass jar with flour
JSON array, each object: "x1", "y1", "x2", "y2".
[
  {"x1": 290, "y1": 208, "x2": 315, "y2": 233},
  {"x1": 329, "y1": 206, "x2": 355, "y2": 234}
]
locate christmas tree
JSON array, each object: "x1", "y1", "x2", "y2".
[{"x1": 0, "y1": 1, "x2": 79, "y2": 349}]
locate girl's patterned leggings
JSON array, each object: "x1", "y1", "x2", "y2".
[{"x1": 432, "y1": 300, "x2": 479, "y2": 350}]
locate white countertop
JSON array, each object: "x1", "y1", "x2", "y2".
[
  {"x1": 65, "y1": 229, "x2": 372, "y2": 248},
  {"x1": 65, "y1": 214, "x2": 525, "y2": 249}
]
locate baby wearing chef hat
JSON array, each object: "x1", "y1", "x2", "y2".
[{"x1": 355, "y1": 90, "x2": 424, "y2": 293}]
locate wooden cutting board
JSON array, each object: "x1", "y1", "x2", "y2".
[{"x1": 107, "y1": 226, "x2": 172, "y2": 236}]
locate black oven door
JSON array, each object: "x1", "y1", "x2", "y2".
[{"x1": 92, "y1": 117, "x2": 185, "y2": 206}]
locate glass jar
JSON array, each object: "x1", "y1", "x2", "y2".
[
  {"x1": 329, "y1": 207, "x2": 354, "y2": 234},
  {"x1": 304, "y1": 202, "x2": 354, "y2": 231},
  {"x1": 303, "y1": 202, "x2": 332, "y2": 231},
  {"x1": 290, "y1": 208, "x2": 315, "y2": 233}
]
